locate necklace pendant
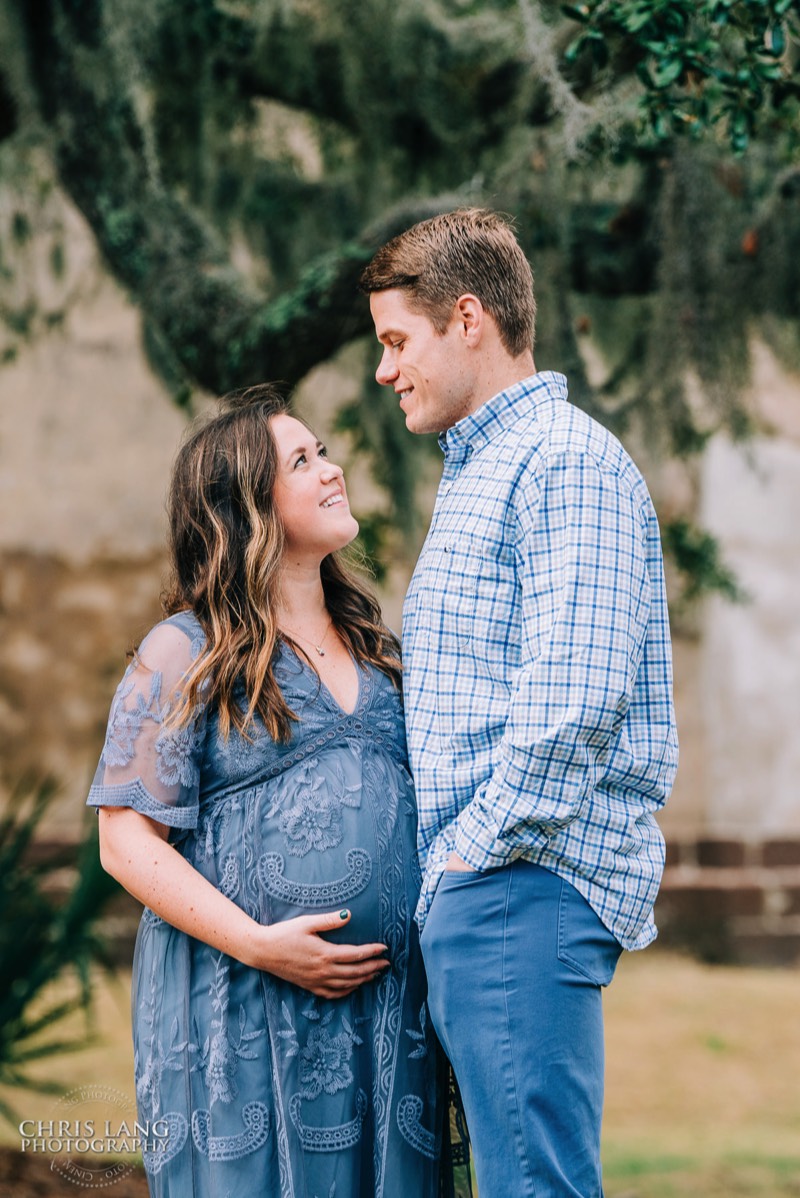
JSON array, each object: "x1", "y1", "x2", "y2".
[{"x1": 316, "y1": 647, "x2": 325, "y2": 656}]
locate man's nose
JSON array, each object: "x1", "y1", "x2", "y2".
[{"x1": 375, "y1": 349, "x2": 398, "y2": 386}]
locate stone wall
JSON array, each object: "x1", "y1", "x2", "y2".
[
  {"x1": 656, "y1": 342, "x2": 800, "y2": 963},
  {"x1": 0, "y1": 151, "x2": 190, "y2": 835}
]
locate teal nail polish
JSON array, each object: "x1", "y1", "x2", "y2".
[{"x1": 339, "y1": 910, "x2": 349, "y2": 920}]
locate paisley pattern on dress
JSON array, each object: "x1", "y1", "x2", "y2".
[
  {"x1": 257, "y1": 849, "x2": 372, "y2": 908},
  {"x1": 142, "y1": 1111, "x2": 188, "y2": 1174},
  {"x1": 289, "y1": 1089, "x2": 368, "y2": 1153},
  {"x1": 88, "y1": 610, "x2": 447, "y2": 1198},
  {"x1": 397, "y1": 1094, "x2": 438, "y2": 1159},
  {"x1": 192, "y1": 1101, "x2": 271, "y2": 1161}
]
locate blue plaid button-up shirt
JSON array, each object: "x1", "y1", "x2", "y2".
[{"x1": 403, "y1": 371, "x2": 678, "y2": 950}]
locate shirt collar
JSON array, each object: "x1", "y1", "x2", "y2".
[{"x1": 439, "y1": 371, "x2": 568, "y2": 466}]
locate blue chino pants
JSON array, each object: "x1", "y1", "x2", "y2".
[{"x1": 421, "y1": 861, "x2": 622, "y2": 1198}]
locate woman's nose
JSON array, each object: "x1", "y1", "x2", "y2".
[{"x1": 320, "y1": 459, "x2": 343, "y2": 481}]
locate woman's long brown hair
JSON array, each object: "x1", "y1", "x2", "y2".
[{"x1": 162, "y1": 384, "x2": 401, "y2": 742}]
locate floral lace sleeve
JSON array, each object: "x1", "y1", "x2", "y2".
[{"x1": 86, "y1": 619, "x2": 206, "y2": 828}]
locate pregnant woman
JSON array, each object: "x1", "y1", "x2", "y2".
[{"x1": 88, "y1": 386, "x2": 468, "y2": 1197}]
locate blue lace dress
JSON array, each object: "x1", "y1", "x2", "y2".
[{"x1": 88, "y1": 610, "x2": 448, "y2": 1197}]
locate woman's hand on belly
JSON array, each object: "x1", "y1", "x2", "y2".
[{"x1": 246, "y1": 909, "x2": 390, "y2": 998}]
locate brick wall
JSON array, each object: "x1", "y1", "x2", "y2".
[{"x1": 656, "y1": 838, "x2": 800, "y2": 965}]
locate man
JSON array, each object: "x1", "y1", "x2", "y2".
[{"x1": 360, "y1": 209, "x2": 678, "y2": 1197}]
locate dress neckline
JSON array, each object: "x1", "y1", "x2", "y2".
[{"x1": 280, "y1": 641, "x2": 364, "y2": 718}]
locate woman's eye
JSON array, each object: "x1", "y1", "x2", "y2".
[
  {"x1": 293, "y1": 454, "x2": 306, "y2": 468},
  {"x1": 319, "y1": 445, "x2": 328, "y2": 458}
]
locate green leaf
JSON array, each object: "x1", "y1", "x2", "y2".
[
  {"x1": 651, "y1": 57, "x2": 685, "y2": 87},
  {"x1": 767, "y1": 23, "x2": 786, "y2": 54},
  {"x1": 662, "y1": 519, "x2": 745, "y2": 605},
  {"x1": 625, "y1": 8, "x2": 657, "y2": 34},
  {"x1": 754, "y1": 59, "x2": 784, "y2": 80}
]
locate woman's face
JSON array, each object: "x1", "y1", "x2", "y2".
[{"x1": 271, "y1": 413, "x2": 359, "y2": 563}]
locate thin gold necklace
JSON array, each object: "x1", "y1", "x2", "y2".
[{"x1": 280, "y1": 617, "x2": 334, "y2": 657}]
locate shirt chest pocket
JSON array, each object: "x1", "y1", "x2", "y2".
[{"x1": 412, "y1": 541, "x2": 520, "y2": 676}]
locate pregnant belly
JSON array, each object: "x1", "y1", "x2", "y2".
[
  {"x1": 257, "y1": 837, "x2": 385, "y2": 946},
  {"x1": 250, "y1": 746, "x2": 416, "y2": 947}
]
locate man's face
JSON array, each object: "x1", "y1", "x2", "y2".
[{"x1": 369, "y1": 288, "x2": 474, "y2": 435}]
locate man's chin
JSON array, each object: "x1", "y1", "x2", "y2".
[{"x1": 404, "y1": 409, "x2": 434, "y2": 436}]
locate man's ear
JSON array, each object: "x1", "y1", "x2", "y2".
[{"x1": 453, "y1": 294, "x2": 484, "y2": 345}]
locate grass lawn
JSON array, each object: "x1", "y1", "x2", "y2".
[
  {"x1": 602, "y1": 949, "x2": 800, "y2": 1196},
  {"x1": 1, "y1": 948, "x2": 798, "y2": 1195}
]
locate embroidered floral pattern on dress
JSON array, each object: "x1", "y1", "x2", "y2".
[
  {"x1": 101, "y1": 661, "x2": 204, "y2": 789},
  {"x1": 326, "y1": 757, "x2": 362, "y2": 809},
  {"x1": 102, "y1": 673, "x2": 162, "y2": 766},
  {"x1": 217, "y1": 722, "x2": 260, "y2": 776},
  {"x1": 156, "y1": 722, "x2": 203, "y2": 788},
  {"x1": 195, "y1": 798, "x2": 239, "y2": 864},
  {"x1": 405, "y1": 1005, "x2": 429, "y2": 1060},
  {"x1": 298, "y1": 1013, "x2": 363, "y2": 1101},
  {"x1": 300, "y1": 1025, "x2": 353, "y2": 1099},
  {"x1": 205, "y1": 1030, "x2": 238, "y2": 1105},
  {"x1": 136, "y1": 959, "x2": 191, "y2": 1119},
  {"x1": 367, "y1": 697, "x2": 407, "y2": 757},
  {"x1": 280, "y1": 793, "x2": 343, "y2": 857},
  {"x1": 191, "y1": 956, "x2": 264, "y2": 1106},
  {"x1": 277, "y1": 1001, "x2": 368, "y2": 1091}
]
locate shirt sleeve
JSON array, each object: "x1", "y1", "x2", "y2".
[
  {"x1": 86, "y1": 620, "x2": 207, "y2": 829},
  {"x1": 452, "y1": 451, "x2": 653, "y2": 870}
]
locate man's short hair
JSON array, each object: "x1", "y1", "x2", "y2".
[{"x1": 360, "y1": 208, "x2": 536, "y2": 357}]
